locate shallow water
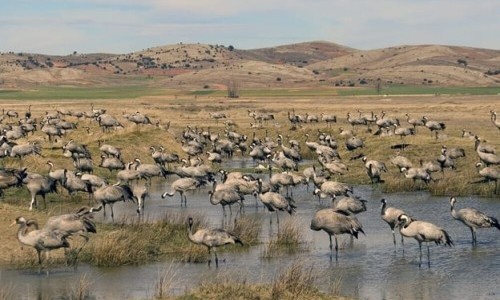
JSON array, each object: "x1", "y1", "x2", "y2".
[{"x1": 3, "y1": 174, "x2": 499, "y2": 300}]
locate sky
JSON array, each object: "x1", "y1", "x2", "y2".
[{"x1": 1, "y1": 0, "x2": 499, "y2": 55}]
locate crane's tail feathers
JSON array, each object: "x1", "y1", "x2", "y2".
[
  {"x1": 233, "y1": 236, "x2": 244, "y2": 246},
  {"x1": 442, "y1": 230, "x2": 454, "y2": 247},
  {"x1": 358, "y1": 227, "x2": 366, "y2": 236},
  {"x1": 83, "y1": 218, "x2": 97, "y2": 234}
]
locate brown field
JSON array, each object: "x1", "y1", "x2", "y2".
[{"x1": 1, "y1": 93, "x2": 499, "y2": 266}]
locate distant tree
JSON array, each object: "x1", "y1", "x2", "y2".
[
  {"x1": 376, "y1": 78, "x2": 382, "y2": 94},
  {"x1": 228, "y1": 45, "x2": 235, "y2": 51},
  {"x1": 227, "y1": 80, "x2": 240, "y2": 98},
  {"x1": 457, "y1": 59, "x2": 468, "y2": 68},
  {"x1": 73, "y1": 51, "x2": 77, "y2": 55}
]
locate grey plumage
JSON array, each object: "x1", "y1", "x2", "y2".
[
  {"x1": 310, "y1": 208, "x2": 364, "y2": 261},
  {"x1": 321, "y1": 113, "x2": 337, "y2": 127},
  {"x1": 400, "y1": 167, "x2": 432, "y2": 184},
  {"x1": 12, "y1": 216, "x2": 70, "y2": 265},
  {"x1": 97, "y1": 114, "x2": 124, "y2": 132},
  {"x1": 475, "y1": 137, "x2": 500, "y2": 166},
  {"x1": 134, "y1": 158, "x2": 168, "y2": 181},
  {"x1": 73, "y1": 157, "x2": 93, "y2": 174},
  {"x1": 449, "y1": 197, "x2": 499, "y2": 244},
  {"x1": 26, "y1": 174, "x2": 60, "y2": 211},
  {"x1": 332, "y1": 195, "x2": 367, "y2": 215},
  {"x1": 63, "y1": 140, "x2": 91, "y2": 159},
  {"x1": 209, "y1": 185, "x2": 244, "y2": 217},
  {"x1": 390, "y1": 152, "x2": 413, "y2": 170},
  {"x1": 99, "y1": 143, "x2": 122, "y2": 158},
  {"x1": 187, "y1": 217, "x2": 243, "y2": 267},
  {"x1": 475, "y1": 162, "x2": 500, "y2": 193},
  {"x1": 380, "y1": 198, "x2": 407, "y2": 249},
  {"x1": 398, "y1": 214, "x2": 453, "y2": 268},
  {"x1": 99, "y1": 155, "x2": 125, "y2": 172},
  {"x1": 10, "y1": 142, "x2": 43, "y2": 159},
  {"x1": 0, "y1": 167, "x2": 27, "y2": 197},
  {"x1": 405, "y1": 113, "x2": 425, "y2": 131},
  {"x1": 162, "y1": 177, "x2": 205, "y2": 207},
  {"x1": 345, "y1": 136, "x2": 364, "y2": 151},
  {"x1": 116, "y1": 162, "x2": 144, "y2": 184},
  {"x1": 43, "y1": 206, "x2": 99, "y2": 244},
  {"x1": 93, "y1": 183, "x2": 135, "y2": 222},
  {"x1": 257, "y1": 190, "x2": 296, "y2": 225},
  {"x1": 422, "y1": 116, "x2": 446, "y2": 136},
  {"x1": 314, "y1": 181, "x2": 353, "y2": 200},
  {"x1": 132, "y1": 183, "x2": 149, "y2": 214},
  {"x1": 362, "y1": 156, "x2": 387, "y2": 183}
]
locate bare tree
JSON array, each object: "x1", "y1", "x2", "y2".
[{"x1": 227, "y1": 80, "x2": 240, "y2": 98}]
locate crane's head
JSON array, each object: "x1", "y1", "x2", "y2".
[
  {"x1": 397, "y1": 214, "x2": 411, "y2": 227},
  {"x1": 449, "y1": 197, "x2": 457, "y2": 207}
]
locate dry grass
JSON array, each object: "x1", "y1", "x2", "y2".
[
  {"x1": 227, "y1": 215, "x2": 262, "y2": 246},
  {"x1": 79, "y1": 213, "x2": 192, "y2": 266},
  {"x1": 0, "y1": 283, "x2": 14, "y2": 300},
  {"x1": 1, "y1": 94, "x2": 499, "y2": 267},
  {"x1": 153, "y1": 262, "x2": 178, "y2": 299},
  {"x1": 67, "y1": 273, "x2": 94, "y2": 300},
  {"x1": 178, "y1": 260, "x2": 347, "y2": 300},
  {"x1": 261, "y1": 218, "x2": 308, "y2": 259}
]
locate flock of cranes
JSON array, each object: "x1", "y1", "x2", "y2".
[{"x1": 1, "y1": 103, "x2": 499, "y2": 269}]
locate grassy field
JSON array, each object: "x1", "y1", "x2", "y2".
[
  {"x1": 1, "y1": 91, "x2": 499, "y2": 267},
  {"x1": 2, "y1": 85, "x2": 500, "y2": 100},
  {"x1": 1, "y1": 90, "x2": 498, "y2": 299}
]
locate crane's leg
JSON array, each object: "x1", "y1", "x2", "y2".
[
  {"x1": 427, "y1": 244, "x2": 431, "y2": 268},
  {"x1": 401, "y1": 234, "x2": 405, "y2": 255},
  {"x1": 214, "y1": 249, "x2": 219, "y2": 268},
  {"x1": 37, "y1": 250, "x2": 42, "y2": 265},
  {"x1": 42, "y1": 194, "x2": 47, "y2": 210},
  {"x1": 418, "y1": 242, "x2": 423, "y2": 268},
  {"x1": 29, "y1": 195, "x2": 36, "y2": 211},
  {"x1": 179, "y1": 192, "x2": 184, "y2": 207},
  {"x1": 470, "y1": 227, "x2": 475, "y2": 245},
  {"x1": 328, "y1": 234, "x2": 333, "y2": 261},
  {"x1": 391, "y1": 229, "x2": 397, "y2": 250},
  {"x1": 335, "y1": 235, "x2": 339, "y2": 262},
  {"x1": 207, "y1": 247, "x2": 212, "y2": 267},
  {"x1": 110, "y1": 204, "x2": 115, "y2": 223}
]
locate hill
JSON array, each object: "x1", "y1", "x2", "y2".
[{"x1": 0, "y1": 41, "x2": 499, "y2": 90}]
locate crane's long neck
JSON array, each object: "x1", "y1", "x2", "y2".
[
  {"x1": 209, "y1": 191, "x2": 218, "y2": 205},
  {"x1": 450, "y1": 201, "x2": 459, "y2": 220},
  {"x1": 381, "y1": 202, "x2": 387, "y2": 216},
  {"x1": 187, "y1": 223, "x2": 196, "y2": 243},
  {"x1": 16, "y1": 223, "x2": 29, "y2": 245}
]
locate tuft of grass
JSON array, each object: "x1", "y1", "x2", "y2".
[
  {"x1": 227, "y1": 215, "x2": 262, "y2": 246},
  {"x1": 0, "y1": 283, "x2": 14, "y2": 300},
  {"x1": 80, "y1": 217, "x2": 186, "y2": 266},
  {"x1": 271, "y1": 261, "x2": 317, "y2": 299},
  {"x1": 153, "y1": 262, "x2": 178, "y2": 299},
  {"x1": 67, "y1": 273, "x2": 94, "y2": 300},
  {"x1": 180, "y1": 261, "x2": 346, "y2": 300},
  {"x1": 261, "y1": 218, "x2": 308, "y2": 259}
]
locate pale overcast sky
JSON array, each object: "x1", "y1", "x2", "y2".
[{"x1": 1, "y1": 0, "x2": 498, "y2": 55}]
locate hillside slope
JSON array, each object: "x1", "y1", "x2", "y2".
[{"x1": 0, "y1": 41, "x2": 499, "y2": 89}]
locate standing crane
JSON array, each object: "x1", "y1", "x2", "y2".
[{"x1": 186, "y1": 217, "x2": 243, "y2": 267}]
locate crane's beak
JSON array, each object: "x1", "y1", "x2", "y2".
[{"x1": 9, "y1": 220, "x2": 17, "y2": 227}]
